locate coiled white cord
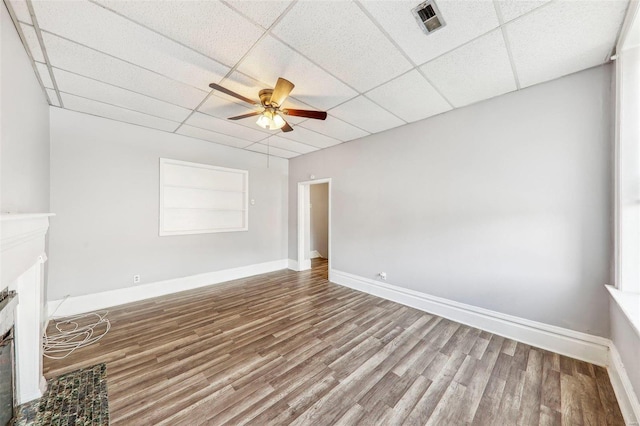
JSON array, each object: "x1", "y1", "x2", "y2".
[{"x1": 43, "y1": 311, "x2": 110, "y2": 359}]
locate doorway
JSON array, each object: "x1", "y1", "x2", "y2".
[{"x1": 297, "y1": 179, "x2": 331, "y2": 276}]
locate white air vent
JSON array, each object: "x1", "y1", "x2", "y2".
[{"x1": 412, "y1": 0, "x2": 446, "y2": 35}]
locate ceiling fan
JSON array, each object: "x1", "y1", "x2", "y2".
[{"x1": 208, "y1": 77, "x2": 327, "y2": 133}]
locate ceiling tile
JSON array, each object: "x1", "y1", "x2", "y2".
[
  {"x1": 272, "y1": 1, "x2": 412, "y2": 92},
  {"x1": 35, "y1": 61, "x2": 53, "y2": 88},
  {"x1": 54, "y1": 68, "x2": 192, "y2": 122},
  {"x1": 360, "y1": 0, "x2": 500, "y2": 65},
  {"x1": 186, "y1": 112, "x2": 269, "y2": 142},
  {"x1": 299, "y1": 115, "x2": 369, "y2": 142},
  {"x1": 32, "y1": 0, "x2": 229, "y2": 90},
  {"x1": 237, "y1": 35, "x2": 357, "y2": 110},
  {"x1": 366, "y1": 69, "x2": 451, "y2": 122},
  {"x1": 42, "y1": 33, "x2": 207, "y2": 109},
  {"x1": 260, "y1": 135, "x2": 319, "y2": 154},
  {"x1": 506, "y1": 0, "x2": 628, "y2": 88},
  {"x1": 45, "y1": 88, "x2": 60, "y2": 107},
  {"x1": 228, "y1": 1, "x2": 292, "y2": 29},
  {"x1": 329, "y1": 96, "x2": 405, "y2": 133},
  {"x1": 421, "y1": 30, "x2": 516, "y2": 107},
  {"x1": 496, "y1": 0, "x2": 550, "y2": 23},
  {"x1": 277, "y1": 126, "x2": 343, "y2": 149},
  {"x1": 61, "y1": 93, "x2": 180, "y2": 132},
  {"x1": 19, "y1": 23, "x2": 44, "y2": 62},
  {"x1": 6, "y1": 0, "x2": 31, "y2": 24},
  {"x1": 245, "y1": 143, "x2": 299, "y2": 159},
  {"x1": 95, "y1": 0, "x2": 264, "y2": 67},
  {"x1": 176, "y1": 125, "x2": 254, "y2": 149}
]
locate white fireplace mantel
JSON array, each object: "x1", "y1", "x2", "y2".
[{"x1": 0, "y1": 213, "x2": 54, "y2": 404}]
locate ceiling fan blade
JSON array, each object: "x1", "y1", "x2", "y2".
[
  {"x1": 228, "y1": 111, "x2": 261, "y2": 120},
  {"x1": 281, "y1": 121, "x2": 294, "y2": 133},
  {"x1": 270, "y1": 78, "x2": 295, "y2": 107},
  {"x1": 209, "y1": 83, "x2": 258, "y2": 106},
  {"x1": 282, "y1": 109, "x2": 327, "y2": 120}
]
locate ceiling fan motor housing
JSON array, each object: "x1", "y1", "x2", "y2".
[{"x1": 259, "y1": 89, "x2": 274, "y2": 107}]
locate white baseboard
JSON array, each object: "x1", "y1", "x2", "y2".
[
  {"x1": 608, "y1": 343, "x2": 640, "y2": 425},
  {"x1": 288, "y1": 259, "x2": 300, "y2": 271},
  {"x1": 289, "y1": 259, "x2": 311, "y2": 271},
  {"x1": 329, "y1": 269, "x2": 610, "y2": 367},
  {"x1": 40, "y1": 376, "x2": 47, "y2": 396},
  {"x1": 48, "y1": 259, "x2": 288, "y2": 318},
  {"x1": 310, "y1": 250, "x2": 323, "y2": 259}
]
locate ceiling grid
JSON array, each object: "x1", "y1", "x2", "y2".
[
  {"x1": 87, "y1": 0, "x2": 235, "y2": 70},
  {"x1": 39, "y1": 30, "x2": 210, "y2": 102},
  {"x1": 492, "y1": 0, "x2": 522, "y2": 89},
  {"x1": 353, "y1": 0, "x2": 455, "y2": 111},
  {"x1": 4, "y1": 0, "x2": 629, "y2": 159},
  {"x1": 25, "y1": 0, "x2": 64, "y2": 107},
  {"x1": 168, "y1": 0, "x2": 301, "y2": 135},
  {"x1": 3, "y1": 2, "x2": 52, "y2": 104}
]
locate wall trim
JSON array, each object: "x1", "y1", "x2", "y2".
[
  {"x1": 608, "y1": 343, "x2": 640, "y2": 425},
  {"x1": 310, "y1": 250, "x2": 322, "y2": 259},
  {"x1": 330, "y1": 268, "x2": 611, "y2": 366},
  {"x1": 288, "y1": 259, "x2": 300, "y2": 271},
  {"x1": 48, "y1": 259, "x2": 288, "y2": 318}
]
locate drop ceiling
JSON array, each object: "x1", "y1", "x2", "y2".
[{"x1": 5, "y1": 0, "x2": 629, "y2": 159}]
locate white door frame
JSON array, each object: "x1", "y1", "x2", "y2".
[{"x1": 297, "y1": 178, "x2": 331, "y2": 272}]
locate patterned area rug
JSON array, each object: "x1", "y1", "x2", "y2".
[{"x1": 14, "y1": 363, "x2": 109, "y2": 426}]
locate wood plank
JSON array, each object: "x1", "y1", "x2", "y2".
[
  {"x1": 593, "y1": 365, "x2": 626, "y2": 425},
  {"x1": 517, "y1": 348, "x2": 544, "y2": 426},
  {"x1": 561, "y1": 373, "x2": 585, "y2": 425},
  {"x1": 471, "y1": 373, "x2": 506, "y2": 425}
]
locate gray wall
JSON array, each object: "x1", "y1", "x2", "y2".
[
  {"x1": 610, "y1": 299, "x2": 640, "y2": 405},
  {"x1": 310, "y1": 183, "x2": 328, "y2": 258},
  {"x1": 1, "y1": 4, "x2": 50, "y2": 213},
  {"x1": 48, "y1": 108, "x2": 288, "y2": 300},
  {"x1": 289, "y1": 65, "x2": 613, "y2": 337}
]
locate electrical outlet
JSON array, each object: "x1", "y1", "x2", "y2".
[
  {"x1": 133, "y1": 275, "x2": 141, "y2": 284},
  {"x1": 378, "y1": 272, "x2": 387, "y2": 280}
]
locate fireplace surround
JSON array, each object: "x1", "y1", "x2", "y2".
[{"x1": 0, "y1": 213, "x2": 53, "y2": 407}]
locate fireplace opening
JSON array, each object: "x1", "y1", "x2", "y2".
[{"x1": 0, "y1": 327, "x2": 14, "y2": 426}]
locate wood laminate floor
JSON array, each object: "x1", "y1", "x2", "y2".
[{"x1": 44, "y1": 259, "x2": 625, "y2": 425}]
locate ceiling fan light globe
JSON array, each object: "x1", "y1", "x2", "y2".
[
  {"x1": 256, "y1": 115, "x2": 271, "y2": 129},
  {"x1": 272, "y1": 114, "x2": 286, "y2": 130}
]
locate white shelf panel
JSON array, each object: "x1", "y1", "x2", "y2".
[{"x1": 159, "y1": 158, "x2": 248, "y2": 236}]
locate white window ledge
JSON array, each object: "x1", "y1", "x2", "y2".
[{"x1": 606, "y1": 285, "x2": 640, "y2": 339}]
